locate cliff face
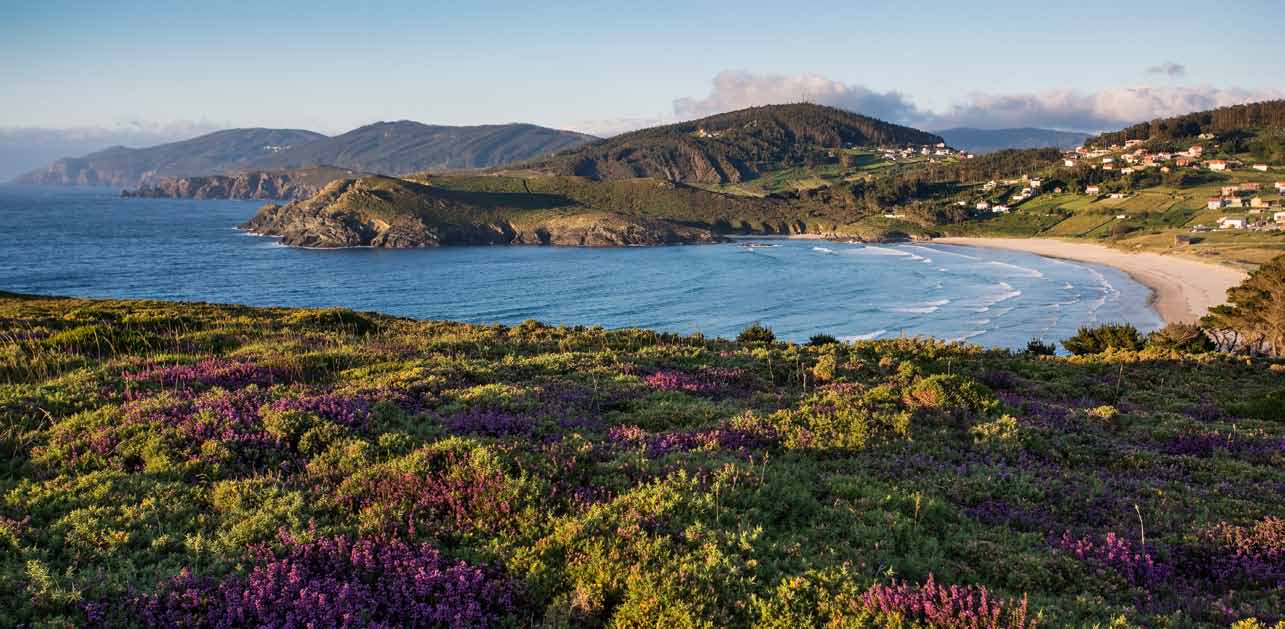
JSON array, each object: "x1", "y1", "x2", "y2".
[
  {"x1": 238, "y1": 177, "x2": 724, "y2": 248},
  {"x1": 121, "y1": 169, "x2": 356, "y2": 201}
]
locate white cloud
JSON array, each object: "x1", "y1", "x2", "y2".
[
  {"x1": 928, "y1": 85, "x2": 1283, "y2": 131},
  {"x1": 567, "y1": 70, "x2": 923, "y2": 137},
  {"x1": 672, "y1": 70, "x2": 922, "y2": 123}
]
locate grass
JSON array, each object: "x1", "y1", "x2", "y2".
[{"x1": 3, "y1": 292, "x2": 1282, "y2": 626}]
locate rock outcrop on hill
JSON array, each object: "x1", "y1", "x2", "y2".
[{"x1": 239, "y1": 176, "x2": 723, "y2": 248}]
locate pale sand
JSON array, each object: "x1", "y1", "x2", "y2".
[{"x1": 932, "y1": 237, "x2": 1248, "y2": 324}]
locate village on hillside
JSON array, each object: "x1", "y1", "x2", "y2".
[{"x1": 960, "y1": 133, "x2": 1284, "y2": 234}]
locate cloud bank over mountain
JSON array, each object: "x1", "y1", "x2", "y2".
[{"x1": 572, "y1": 70, "x2": 1281, "y2": 137}]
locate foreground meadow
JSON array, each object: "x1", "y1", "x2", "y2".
[{"x1": 1, "y1": 292, "x2": 1282, "y2": 627}]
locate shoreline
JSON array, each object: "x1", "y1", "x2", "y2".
[{"x1": 932, "y1": 237, "x2": 1248, "y2": 324}]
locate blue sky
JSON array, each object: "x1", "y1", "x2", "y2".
[{"x1": 2, "y1": 0, "x2": 1282, "y2": 136}]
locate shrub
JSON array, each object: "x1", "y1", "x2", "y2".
[
  {"x1": 904, "y1": 374, "x2": 999, "y2": 419},
  {"x1": 807, "y1": 333, "x2": 839, "y2": 346},
  {"x1": 1226, "y1": 390, "x2": 1285, "y2": 421},
  {"x1": 283, "y1": 308, "x2": 378, "y2": 335},
  {"x1": 737, "y1": 322, "x2": 775, "y2": 344},
  {"x1": 1061, "y1": 323, "x2": 1145, "y2": 355},
  {"x1": 1024, "y1": 338, "x2": 1057, "y2": 356},
  {"x1": 1147, "y1": 322, "x2": 1214, "y2": 353}
]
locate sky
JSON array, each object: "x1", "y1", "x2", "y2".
[{"x1": 2, "y1": 0, "x2": 1282, "y2": 153}]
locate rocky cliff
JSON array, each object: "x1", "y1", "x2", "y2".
[
  {"x1": 121, "y1": 167, "x2": 362, "y2": 201},
  {"x1": 239, "y1": 176, "x2": 723, "y2": 248}
]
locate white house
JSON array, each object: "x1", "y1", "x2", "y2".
[
  {"x1": 1085, "y1": 185, "x2": 1101, "y2": 195},
  {"x1": 1064, "y1": 159, "x2": 1077, "y2": 167},
  {"x1": 1207, "y1": 160, "x2": 1229, "y2": 172},
  {"x1": 992, "y1": 205, "x2": 1010, "y2": 213},
  {"x1": 1218, "y1": 217, "x2": 1246, "y2": 230},
  {"x1": 1208, "y1": 197, "x2": 1227, "y2": 210},
  {"x1": 1109, "y1": 192, "x2": 1128, "y2": 199},
  {"x1": 1274, "y1": 211, "x2": 1285, "y2": 223},
  {"x1": 1029, "y1": 178, "x2": 1042, "y2": 189},
  {"x1": 976, "y1": 201, "x2": 991, "y2": 210},
  {"x1": 1253, "y1": 164, "x2": 1269, "y2": 172},
  {"x1": 1277, "y1": 182, "x2": 1285, "y2": 193}
]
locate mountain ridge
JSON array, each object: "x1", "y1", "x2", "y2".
[
  {"x1": 13, "y1": 128, "x2": 325, "y2": 187},
  {"x1": 935, "y1": 127, "x2": 1089, "y2": 153},
  {"x1": 242, "y1": 121, "x2": 596, "y2": 175}
]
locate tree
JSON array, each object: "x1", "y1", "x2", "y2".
[
  {"x1": 1147, "y1": 322, "x2": 1215, "y2": 353},
  {"x1": 1062, "y1": 323, "x2": 1145, "y2": 355},
  {"x1": 1202, "y1": 255, "x2": 1285, "y2": 357}
]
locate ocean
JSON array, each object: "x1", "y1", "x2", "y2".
[{"x1": 0, "y1": 185, "x2": 1163, "y2": 349}]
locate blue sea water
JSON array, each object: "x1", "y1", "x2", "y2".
[{"x1": 0, "y1": 185, "x2": 1163, "y2": 349}]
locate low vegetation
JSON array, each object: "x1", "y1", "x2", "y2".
[{"x1": 2, "y1": 291, "x2": 1283, "y2": 627}]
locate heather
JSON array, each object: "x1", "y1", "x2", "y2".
[{"x1": 2, "y1": 294, "x2": 1283, "y2": 627}]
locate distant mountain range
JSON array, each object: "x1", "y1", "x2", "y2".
[
  {"x1": 245, "y1": 121, "x2": 595, "y2": 175},
  {"x1": 14, "y1": 123, "x2": 596, "y2": 188},
  {"x1": 935, "y1": 127, "x2": 1090, "y2": 153},
  {"x1": 523, "y1": 103, "x2": 943, "y2": 184},
  {"x1": 13, "y1": 128, "x2": 325, "y2": 188}
]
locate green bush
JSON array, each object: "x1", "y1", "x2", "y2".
[
  {"x1": 284, "y1": 308, "x2": 379, "y2": 335},
  {"x1": 737, "y1": 322, "x2": 776, "y2": 344},
  {"x1": 1061, "y1": 323, "x2": 1145, "y2": 355},
  {"x1": 1024, "y1": 338, "x2": 1057, "y2": 356},
  {"x1": 807, "y1": 333, "x2": 839, "y2": 346}
]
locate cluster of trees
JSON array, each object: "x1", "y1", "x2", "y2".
[
  {"x1": 1203, "y1": 256, "x2": 1285, "y2": 357},
  {"x1": 1087, "y1": 100, "x2": 1285, "y2": 147}
]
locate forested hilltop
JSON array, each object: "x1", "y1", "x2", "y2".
[
  {"x1": 522, "y1": 103, "x2": 943, "y2": 184},
  {"x1": 1, "y1": 288, "x2": 1283, "y2": 627}
]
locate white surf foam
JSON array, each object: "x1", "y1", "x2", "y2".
[
  {"x1": 986, "y1": 260, "x2": 1045, "y2": 278},
  {"x1": 844, "y1": 329, "x2": 888, "y2": 341}
]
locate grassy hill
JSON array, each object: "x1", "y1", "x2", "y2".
[
  {"x1": 2, "y1": 293, "x2": 1282, "y2": 627},
  {"x1": 12, "y1": 128, "x2": 326, "y2": 188},
  {"x1": 245, "y1": 121, "x2": 596, "y2": 175},
  {"x1": 522, "y1": 103, "x2": 943, "y2": 185}
]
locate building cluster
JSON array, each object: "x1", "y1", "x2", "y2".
[
  {"x1": 1065, "y1": 141, "x2": 1274, "y2": 184},
  {"x1": 1198, "y1": 181, "x2": 1285, "y2": 231},
  {"x1": 971, "y1": 175, "x2": 1048, "y2": 214},
  {"x1": 877, "y1": 143, "x2": 974, "y2": 163}
]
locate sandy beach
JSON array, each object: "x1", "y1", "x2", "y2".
[{"x1": 933, "y1": 237, "x2": 1249, "y2": 324}]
